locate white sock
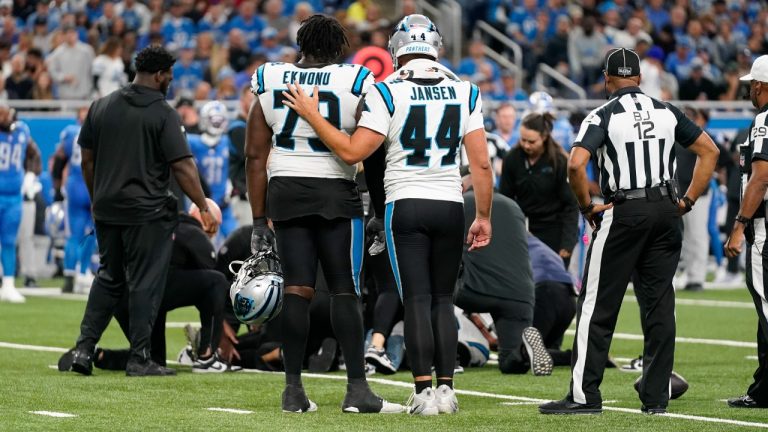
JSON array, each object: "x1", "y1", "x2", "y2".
[{"x1": 2, "y1": 276, "x2": 14, "y2": 290}]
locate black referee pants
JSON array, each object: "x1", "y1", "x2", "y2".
[
  {"x1": 744, "y1": 217, "x2": 768, "y2": 405},
  {"x1": 569, "y1": 198, "x2": 681, "y2": 408},
  {"x1": 75, "y1": 218, "x2": 176, "y2": 363}
]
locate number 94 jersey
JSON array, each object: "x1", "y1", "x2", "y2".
[
  {"x1": 252, "y1": 62, "x2": 374, "y2": 181},
  {"x1": 358, "y1": 59, "x2": 485, "y2": 204},
  {"x1": 0, "y1": 121, "x2": 31, "y2": 196}
]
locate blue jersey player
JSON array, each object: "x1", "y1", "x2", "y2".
[
  {"x1": 0, "y1": 104, "x2": 40, "y2": 303},
  {"x1": 188, "y1": 101, "x2": 237, "y2": 238},
  {"x1": 53, "y1": 107, "x2": 96, "y2": 294}
]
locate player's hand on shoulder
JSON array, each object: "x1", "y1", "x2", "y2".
[
  {"x1": 281, "y1": 81, "x2": 319, "y2": 120},
  {"x1": 467, "y1": 218, "x2": 492, "y2": 251},
  {"x1": 251, "y1": 216, "x2": 276, "y2": 254}
]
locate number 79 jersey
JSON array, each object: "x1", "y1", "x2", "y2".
[
  {"x1": 252, "y1": 62, "x2": 374, "y2": 181},
  {"x1": 358, "y1": 60, "x2": 485, "y2": 204}
]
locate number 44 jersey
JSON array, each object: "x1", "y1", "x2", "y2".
[
  {"x1": 358, "y1": 59, "x2": 485, "y2": 204},
  {"x1": 253, "y1": 62, "x2": 374, "y2": 181}
]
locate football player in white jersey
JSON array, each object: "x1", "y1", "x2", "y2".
[
  {"x1": 282, "y1": 14, "x2": 493, "y2": 415},
  {"x1": 244, "y1": 14, "x2": 403, "y2": 414}
]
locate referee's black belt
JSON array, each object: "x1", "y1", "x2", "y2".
[{"x1": 608, "y1": 186, "x2": 669, "y2": 204}]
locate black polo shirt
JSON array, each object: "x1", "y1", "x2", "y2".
[{"x1": 79, "y1": 84, "x2": 192, "y2": 224}]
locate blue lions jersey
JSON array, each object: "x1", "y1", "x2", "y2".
[
  {"x1": 0, "y1": 121, "x2": 31, "y2": 196},
  {"x1": 188, "y1": 134, "x2": 231, "y2": 205},
  {"x1": 60, "y1": 124, "x2": 84, "y2": 184}
]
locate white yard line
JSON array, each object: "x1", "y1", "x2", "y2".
[
  {"x1": 564, "y1": 330, "x2": 757, "y2": 349},
  {"x1": 29, "y1": 411, "x2": 77, "y2": 418},
  {"x1": 8, "y1": 341, "x2": 768, "y2": 429},
  {"x1": 206, "y1": 408, "x2": 253, "y2": 414}
]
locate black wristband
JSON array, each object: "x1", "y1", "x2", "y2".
[
  {"x1": 682, "y1": 196, "x2": 695, "y2": 212},
  {"x1": 579, "y1": 202, "x2": 595, "y2": 216},
  {"x1": 253, "y1": 216, "x2": 267, "y2": 227},
  {"x1": 735, "y1": 214, "x2": 750, "y2": 225}
]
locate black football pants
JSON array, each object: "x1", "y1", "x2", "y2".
[
  {"x1": 744, "y1": 217, "x2": 768, "y2": 405},
  {"x1": 568, "y1": 197, "x2": 681, "y2": 408},
  {"x1": 75, "y1": 218, "x2": 176, "y2": 363}
]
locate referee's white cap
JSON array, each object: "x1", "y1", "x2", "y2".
[{"x1": 740, "y1": 55, "x2": 768, "y2": 82}]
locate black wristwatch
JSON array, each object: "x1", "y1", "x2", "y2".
[
  {"x1": 681, "y1": 196, "x2": 695, "y2": 212},
  {"x1": 579, "y1": 201, "x2": 595, "y2": 216},
  {"x1": 735, "y1": 214, "x2": 750, "y2": 225}
]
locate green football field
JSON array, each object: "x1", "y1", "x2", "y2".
[{"x1": 1, "y1": 281, "x2": 767, "y2": 431}]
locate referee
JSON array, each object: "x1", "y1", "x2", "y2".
[
  {"x1": 66, "y1": 45, "x2": 217, "y2": 377},
  {"x1": 539, "y1": 48, "x2": 719, "y2": 415},
  {"x1": 724, "y1": 54, "x2": 768, "y2": 409}
]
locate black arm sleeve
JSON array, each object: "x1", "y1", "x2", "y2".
[
  {"x1": 666, "y1": 102, "x2": 704, "y2": 148},
  {"x1": 52, "y1": 156, "x2": 66, "y2": 182},
  {"x1": 363, "y1": 144, "x2": 386, "y2": 218}
]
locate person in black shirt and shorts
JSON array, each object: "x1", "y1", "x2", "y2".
[
  {"x1": 539, "y1": 48, "x2": 719, "y2": 415},
  {"x1": 64, "y1": 45, "x2": 218, "y2": 377}
]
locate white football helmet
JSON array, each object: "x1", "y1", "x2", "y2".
[
  {"x1": 388, "y1": 14, "x2": 443, "y2": 69},
  {"x1": 229, "y1": 250, "x2": 284, "y2": 325},
  {"x1": 45, "y1": 201, "x2": 67, "y2": 240},
  {"x1": 528, "y1": 91, "x2": 555, "y2": 114},
  {"x1": 199, "y1": 101, "x2": 229, "y2": 144}
]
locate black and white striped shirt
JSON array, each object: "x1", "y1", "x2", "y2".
[{"x1": 573, "y1": 86, "x2": 703, "y2": 198}]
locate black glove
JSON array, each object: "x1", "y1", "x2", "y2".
[
  {"x1": 54, "y1": 188, "x2": 64, "y2": 202},
  {"x1": 366, "y1": 216, "x2": 384, "y2": 237},
  {"x1": 251, "y1": 217, "x2": 276, "y2": 253}
]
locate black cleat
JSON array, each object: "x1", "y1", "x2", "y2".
[
  {"x1": 641, "y1": 405, "x2": 667, "y2": 415},
  {"x1": 341, "y1": 382, "x2": 404, "y2": 413},
  {"x1": 727, "y1": 395, "x2": 768, "y2": 408},
  {"x1": 62, "y1": 276, "x2": 74, "y2": 294},
  {"x1": 125, "y1": 359, "x2": 176, "y2": 377},
  {"x1": 58, "y1": 348, "x2": 75, "y2": 372},
  {"x1": 70, "y1": 346, "x2": 94, "y2": 376},
  {"x1": 539, "y1": 398, "x2": 602, "y2": 415},
  {"x1": 522, "y1": 327, "x2": 553, "y2": 376},
  {"x1": 282, "y1": 384, "x2": 317, "y2": 413},
  {"x1": 24, "y1": 276, "x2": 37, "y2": 288}
]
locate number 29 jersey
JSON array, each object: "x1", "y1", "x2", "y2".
[
  {"x1": 358, "y1": 59, "x2": 485, "y2": 204},
  {"x1": 252, "y1": 62, "x2": 374, "y2": 181}
]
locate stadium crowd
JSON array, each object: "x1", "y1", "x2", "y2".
[{"x1": 0, "y1": 0, "x2": 766, "y2": 412}]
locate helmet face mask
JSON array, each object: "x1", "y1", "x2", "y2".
[
  {"x1": 199, "y1": 101, "x2": 229, "y2": 144},
  {"x1": 388, "y1": 14, "x2": 443, "y2": 69},
  {"x1": 229, "y1": 251, "x2": 284, "y2": 325}
]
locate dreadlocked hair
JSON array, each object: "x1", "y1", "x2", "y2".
[
  {"x1": 296, "y1": 14, "x2": 349, "y2": 63},
  {"x1": 134, "y1": 45, "x2": 175, "y2": 73}
]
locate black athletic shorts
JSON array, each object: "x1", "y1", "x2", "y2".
[
  {"x1": 383, "y1": 198, "x2": 465, "y2": 300},
  {"x1": 267, "y1": 176, "x2": 363, "y2": 221},
  {"x1": 273, "y1": 215, "x2": 364, "y2": 295}
]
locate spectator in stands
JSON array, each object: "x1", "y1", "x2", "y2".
[
  {"x1": 667, "y1": 6, "x2": 687, "y2": 39},
  {"x1": 264, "y1": 0, "x2": 290, "y2": 43},
  {"x1": 92, "y1": 37, "x2": 127, "y2": 97},
  {"x1": 567, "y1": 15, "x2": 607, "y2": 87},
  {"x1": 84, "y1": 0, "x2": 103, "y2": 25},
  {"x1": 541, "y1": 15, "x2": 569, "y2": 71},
  {"x1": 696, "y1": 51, "x2": 723, "y2": 84},
  {"x1": 728, "y1": 2, "x2": 749, "y2": 41},
  {"x1": 162, "y1": 0, "x2": 197, "y2": 51},
  {"x1": 26, "y1": 1, "x2": 57, "y2": 34},
  {"x1": 289, "y1": 2, "x2": 314, "y2": 45},
  {"x1": 255, "y1": 27, "x2": 283, "y2": 62},
  {"x1": 499, "y1": 112, "x2": 578, "y2": 265},
  {"x1": 720, "y1": 62, "x2": 742, "y2": 101},
  {"x1": 665, "y1": 36, "x2": 695, "y2": 81},
  {"x1": 492, "y1": 70, "x2": 528, "y2": 102},
  {"x1": 228, "y1": 28, "x2": 251, "y2": 73},
  {"x1": 640, "y1": 45, "x2": 664, "y2": 99},
  {"x1": 94, "y1": 1, "x2": 118, "y2": 40},
  {"x1": 687, "y1": 19, "x2": 715, "y2": 58},
  {"x1": 679, "y1": 58, "x2": 720, "y2": 100},
  {"x1": 172, "y1": 41, "x2": 203, "y2": 97},
  {"x1": 115, "y1": 0, "x2": 151, "y2": 35},
  {"x1": 198, "y1": 3, "x2": 229, "y2": 44},
  {"x1": 346, "y1": 0, "x2": 372, "y2": 25},
  {"x1": 612, "y1": 18, "x2": 652, "y2": 50},
  {"x1": 193, "y1": 81, "x2": 211, "y2": 100},
  {"x1": 713, "y1": 20, "x2": 742, "y2": 70},
  {"x1": 32, "y1": 70, "x2": 52, "y2": 100},
  {"x1": 230, "y1": 0, "x2": 265, "y2": 51},
  {"x1": 194, "y1": 31, "x2": 213, "y2": 70},
  {"x1": 492, "y1": 103, "x2": 518, "y2": 149},
  {"x1": 234, "y1": 54, "x2": 265, "y2": 91},
  {"x1": 458, "y1": 40, "x2": 501, "y2": 83},
  {"x1": 5, "y1": 53, "x2": 33, "y2": 99},
  {"x1": 0, "y1": 16, "x2": 19, "y2": 48},
  {"x1": 46, "y1": 24, "x2": 94, "y2": 99},
  {"x1": 645, "y1": 0, "x2": 670, "y2": 33},
  {"x1": 26, "y1": 48, "x2": 45, "y2": 82},
  {"x1": 137, "y1": 15, "x2": 163, "y2": 50},
  {"x1": 213, "y1": 67, "x2": 237, "y2": 100},
  {"x1": 176, "y1": 96, "x2": 200, "y2": 134}
]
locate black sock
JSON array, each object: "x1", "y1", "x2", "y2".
[
  {"x1": 330, "y1": 293, "x2": 366, "y2": 380},
  {"x1": 437, "y1": 378, "x2": 453, "y2": 389},
  {"x1": 432, "y1": 294, "x2": 458, "y2": 379},
  {"x1": 415, "y1": 380, "x2": 432, "y2": 394},
  {"x1": 281, "y1": 293, "x2": 311, "y2": 386}
]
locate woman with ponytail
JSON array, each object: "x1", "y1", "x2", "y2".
[{"x1": 499, "y1": 112, "x2": 579, "y2": 266}]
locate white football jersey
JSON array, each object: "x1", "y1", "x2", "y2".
[
  {"x1": 252, "y1": 62, "x2": 375, "y2": 180},
  {"x1": 358, "y1": 59, "x2": 484, "y2": 203}
]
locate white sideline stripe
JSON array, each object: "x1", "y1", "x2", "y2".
[
  {"x1": 29, "y1": 411, "x2": 77, "y2": 418},
  {"x1": 564, "y1": 330, "x2": 757, "y2": 349},
  {"x1": 166, "y1": 322, "x2": 199, "y2": 329},
  {"x1": 10, "y1": 341, "x2": 768, "y2": 429},
  {"x1": 0, "y1": 342, "x2": 68, "y2": 353},
  {"x1": 206, "y1": 408, "x2": 253, "y2": 415},
  {"x1": 624, "y1": 295, "x2": 754, "y2": 309},
  {"x1": 500, "y1": 402, "x2": 540, "y2": 406},
  {"x1": 747, "y1": 355, "x2": 759, "y2": 360}
]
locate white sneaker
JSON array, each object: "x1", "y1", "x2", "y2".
[
  {"x1": 192, "y1": 353, "x2": 227, "y2": 373},
  {"x1": 177, "y1": 346, "x2": 195, "y2": 366},
  {"x1": 435, "y1": 384, "x2": 458, "y2": 414},
  {"x1": 74, "y1": 273, "x2": 93, "y2": 295},
  {"x1": 407, "y1": 388, "x2": 439, "y2": 416},
  {"x1": 0, "y1": 286, "x2": 26, "y2": 303}
]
